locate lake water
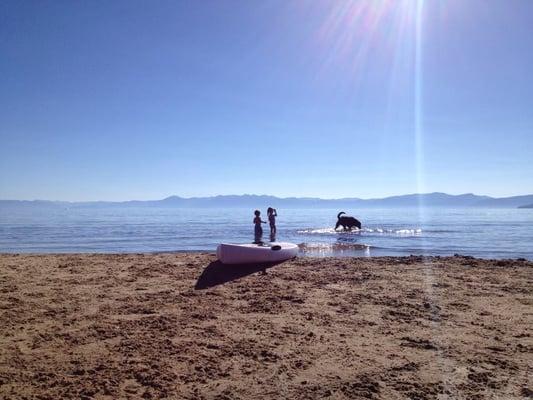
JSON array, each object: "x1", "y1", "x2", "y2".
[{"x1": 0, "y1": 207, "x2": 532, "y2": 259}]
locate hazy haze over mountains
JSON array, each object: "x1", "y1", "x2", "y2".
[{"x1": 2, "y1": 193, "x2": 533, "y2": 209}]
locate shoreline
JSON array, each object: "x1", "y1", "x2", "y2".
[
  {"x1": 1, "y1": 253, "x2": 531, "y2": 399},
  {"x1": 1, "y1": 251, "x2": 532, "y2": 262}
]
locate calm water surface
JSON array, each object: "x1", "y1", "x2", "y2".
[{"x1": 0, "y1": 207, "x2": 532, "y2": 259}]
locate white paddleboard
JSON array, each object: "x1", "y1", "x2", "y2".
[{"x1": 216, "y1": 242, "x2": 298, "y2": 265}]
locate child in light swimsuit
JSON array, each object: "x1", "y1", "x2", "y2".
[{"x1": 267, "y1": 207, "x2": 277, "y2": 236}]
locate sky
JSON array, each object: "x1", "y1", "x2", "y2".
[{"x1": 1, "y1": 0, "x2": 532, "y2": 201}]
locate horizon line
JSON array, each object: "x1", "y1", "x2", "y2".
[{"x1": 1, "y1": 191, "x2": 533, "y2": 203}]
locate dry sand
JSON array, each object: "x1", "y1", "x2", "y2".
[{"x1": 0, "y1": 253, "x2": 531, "y2": 400}]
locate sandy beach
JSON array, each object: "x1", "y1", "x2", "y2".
[{"x1": 0, "y1": 253, "x2": 531, "y2": 399}]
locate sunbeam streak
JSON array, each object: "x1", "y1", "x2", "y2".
[
  {"x1": 415, "y1": 0, "x2": 425, "y2": 202},
  {"x1": 414, "y1": 3, "x2": 458, "y2": 394}
]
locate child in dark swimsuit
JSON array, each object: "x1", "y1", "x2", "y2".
[{"x1": 253, "y1": 210, "x2": 266, "y2": 244}]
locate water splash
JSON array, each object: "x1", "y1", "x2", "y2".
[
  {"x1": 299, "y1": 242, "x2": 372, "y2": 257},
  {"x1": 297, "y1": 227, "x2": 422, "y2": 236}
]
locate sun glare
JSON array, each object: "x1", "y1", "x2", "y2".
[{"x1": 317, "y1": 0, "x2": 419, "y2": 72}]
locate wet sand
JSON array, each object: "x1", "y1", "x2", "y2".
[{"x1": 0, "y1": 253, "x2": 531, "y2": 399}]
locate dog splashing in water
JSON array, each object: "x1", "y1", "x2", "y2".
[{"x1": 335, "y1": 212, "x2": 362, "y2": 231}]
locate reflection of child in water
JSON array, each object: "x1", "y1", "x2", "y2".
[
  {"x1": 253, "y1": 210, "x2": 266, "y2": 243},
  {"x1": 267, "y1": 207, "x2": 277, "y2": 236}
]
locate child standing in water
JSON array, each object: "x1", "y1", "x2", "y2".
[
  {"x1": 253, "y1": 210, "x2": 266, "y2": 244},
  {"x1": 267, "y1": 207, "x2": 277, "y2": 238}
]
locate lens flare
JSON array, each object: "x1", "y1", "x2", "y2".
[
  {"x1": 315, "y1": 0, "x2": 418, "y2": 83},
  {"x1": 415, "y1": 0, "x2": 425, "y2": 201},
  {"x1": 315, "y1": 1, "x2": 459, "y2": 391}
]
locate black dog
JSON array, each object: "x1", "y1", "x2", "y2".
[{"x1": 335, "y1": 212, "x2": 361, "y2": 230}]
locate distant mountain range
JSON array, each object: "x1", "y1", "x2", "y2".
[{"x1": 2, "y1": 192, "x2": 533, "y2": 209}]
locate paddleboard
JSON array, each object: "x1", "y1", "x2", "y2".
[{"x1": 216, "y1": 242, "x2": 298, "y2": 265}]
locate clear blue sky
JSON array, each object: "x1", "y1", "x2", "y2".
[{"x1": 1, "y1": 0, "x2": 532, "y2": 201}]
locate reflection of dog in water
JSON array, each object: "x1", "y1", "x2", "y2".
[{"x1": 335, "y1": 212, "x2": 362, "y2": 231}]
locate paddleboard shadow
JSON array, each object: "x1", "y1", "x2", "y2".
[{"x1": 194, "y1": 260, "x2": 285, "y2": 290}]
